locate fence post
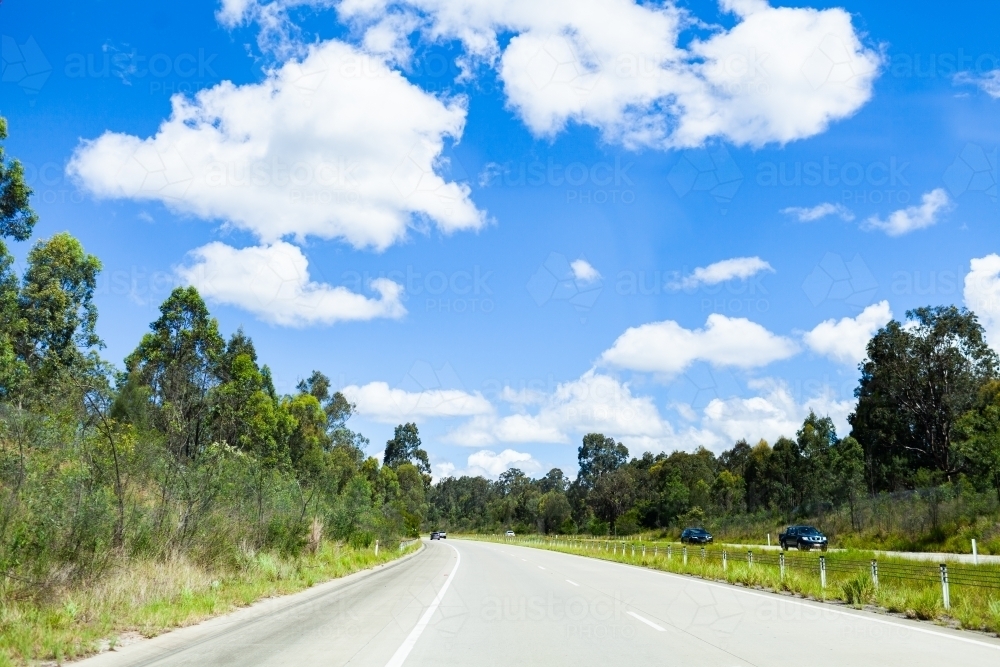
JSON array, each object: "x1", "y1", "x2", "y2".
[
  {"x1": 779, "y1": 552, "x2": 785, "y2": 580},
  {"x1": 631, "y1": 544, "x2": 635, "y2": 557},
  {"x1": 871, "y1": 560, "x2": 879, "y2": 589},
  {"x1": 613, "y1": 543, "x2": 617, "y2": 556},
  {"x1": 683, "y1": 546, "x2": 688, "y2": 565},
  {"x1": 723, "y1": 550, "x2": 728, "y2": 571},
  {"x1": 820, "y1": 556, "x2": 826, "y2": 590},
  {"x1": 940, "y1": 564, "x2": 951, "y2": 610},
  {"x1": 972, "y1": 539, "x2": 978, "y2": 565}
]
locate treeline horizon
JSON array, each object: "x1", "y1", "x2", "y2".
[{"x1": 426, "y1": 305, "x2": 1000, "y2": 539}]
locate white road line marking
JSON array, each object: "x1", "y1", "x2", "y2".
[
  {"x1": 384, "y1": 543, "x2": 461, "y2": 667},
  {"x1": 566, "y1": 579, "x2": 579, "y2": 586},
  {"x1": 646, "y1": 567, "x2": 1000, "y2": 652},
  {"x1": 538, "y1": 566, "x2": 545, "y2": 570},
  {"x1": 627, "y1": 611, "x2": 665, "y2": 632}
]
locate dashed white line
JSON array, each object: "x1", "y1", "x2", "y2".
[
  {"x1": 627, "y1": 611, "x2": 665, "y2": 632},
  {"x1": 566, "y1": 579, "x2": 580, "y2": 586},
  {"x1": 538, "y1": 566, "x2": 545, "y2": 570}
]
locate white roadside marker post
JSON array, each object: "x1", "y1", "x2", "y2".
[
  {"x1": 723, "y1": 550, "x2": 728, "y2": 571},
  {"x1": 940, "y1": 564, "x2": 951, "y2": 610},
  {"x1": 683, "y1": 546, "x2": 688, "y2": 565},
  {"x1": 767, "y1": 533, "x2": 771, "y2": 547},
  {"x1": 375, "y1": 540, "x2": 379, "y2": 556},
  {"x1": 779, "y1": 552, "x2": 785, "y2": 580},
  {"x1": 871, "y1": 559, "x2": 879, "y2": 589},
  {"x1": 820, "y1": 556, "x2": 826, "y2": 590},
  {"x1": 972, "y1": 539, "x2": 978, "y2": 565}
]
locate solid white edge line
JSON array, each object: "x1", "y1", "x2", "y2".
[
  {"x1": 566, "y1": 579, "x2": 580, "y2": 586},
  {"x1": 627, "y1": 611, "x2": 665, "y2": 631},
  {"x1": 384, "y1": 542, "x2": 461, "y2": 667}
]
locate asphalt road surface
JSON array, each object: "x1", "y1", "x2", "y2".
[{"x1": 79, "y1": 539, "x2": 1000, "y2": 667}]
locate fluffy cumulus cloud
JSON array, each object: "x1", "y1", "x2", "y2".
[
  {"x1": 688, "y1": 377, "x2": 854, "y2": 450},
  {"x1": 670, "y1": 256, "x2": 773, "y2": 290},
  {"x1": 433, "y1": 448, "x2": 542, "y2": 480},
  {"x1": 601, "y1": 314, "x2": 799, "y2": 375},
  {"x1": 341, "y1": 381, "x2": 493, "y2": 423},
  {"x1": 68, "y1": 39, "x2": 483, "y2": 251},
  {"x1": 570, "y1": 259, "x2": 601, "y2": 283},
  {"x1": 803, "y1": 300, "x2": 892, "y2": 365},
  {"x1": 864, "y1": 188, "x2": 951, "y2": 236},
  {"x1": 329, "y1": 0, "x2": 881, "y2": 149},
  {"x1": 446, "y1": 371, "x2": 673, "y2": 451},
  {"x1": 964, "y1": 254, "x2": 1000, "y2": 349},
  {"x1": 781, "y1": 202, "x2": 855, "y2": 222},
  {"x1": 177, "y1": 241, "x2": 406, "y2": 325}
]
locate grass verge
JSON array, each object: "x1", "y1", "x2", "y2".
[
  {"x1": 0, "y1": 542, "x2": 419, "y2": 667},
  {"x1": 464, "y1": 536, "x2": 1000, "y2": 637}
]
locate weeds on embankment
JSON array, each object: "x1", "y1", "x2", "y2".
[
  {"x1": 474, "y1": 537, "x2": 1000, "y2": 637},
  {"x1": 0, "y1": 542, "x2": 417, "y2": 667}
]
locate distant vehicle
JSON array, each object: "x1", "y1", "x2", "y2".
[
  {"x1": 680, "y1": 528, "x2": 713, "y2": 544},
  {"x1": 430, "y1": 531, "x2": 447, "y2": 540},
  {"x1": 505, "y1": 530, "x2": 515, "y2": 537},
  {"x1": 779, "y1": 525, "x2": 828, "y2": 551}
]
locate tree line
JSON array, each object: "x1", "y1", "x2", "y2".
[
  {"x1": 427, "y1": 309, "x2": 1000, "y2": 536},
  {"x1": 0, "y1": 118, "x2": 425, "y2": 588}
]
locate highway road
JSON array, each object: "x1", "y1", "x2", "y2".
[{"x1": 79, "y1": 539, "x2": 1000, "y2": 667}]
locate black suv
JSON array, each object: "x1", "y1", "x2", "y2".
[
  {"x1": 779, "y1": 525, "x2": 827, "y2": 551},
  {"x1": 430, "y1": 531, "x2": 447, "y2": 540},
  {"x1": 680, "y1": 528, "x2": 713, "y2": 544}
]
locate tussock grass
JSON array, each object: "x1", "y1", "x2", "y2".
[{"x1": 0, "y1": 542, "x2": 417, "y2": 666}]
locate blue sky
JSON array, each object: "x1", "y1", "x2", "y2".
[{"x1": 3, "y1": 0, "x2": 1000, "y2": 480}]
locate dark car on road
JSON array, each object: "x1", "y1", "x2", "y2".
[
  {"x1": 430, "y1": 531, "x2": 447, "y2": 540},
  {"x1": 680, "y1": 528, "x2": 713, "y2": 544},
  {"x1": 779, "y1": 525, "x2": 828, "y2": 551}
]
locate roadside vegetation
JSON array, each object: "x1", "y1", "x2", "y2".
[{"x1": 0, "y1": 117, "x2": 429, "y2": 666}]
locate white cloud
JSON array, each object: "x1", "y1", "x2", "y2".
[
  {"x1": 433, "y1": 448, "x2": 541, "y2": 480},
  {"x1": 781, "y1": 202, "x2": 855, "y2": 222},
  {"x1": 671, "y1": 256, "x2": 773, "y2": 290},
  {"x1": 333, "y1": 0, "x2": 880, "y2": 149},
  {"x1": 341, "y1": 381, "x2": 494, "y2": 423},
  {"x1": 964, "y1": 254, "x2": 1000, "y2": 349},
  {"x1": 955, "y1": 70, "x2": 1000, "y2": 99},
  {"x1": 68, "y1": 39, "x2": 483, "y2": 251},
  {"x1": 864, "y1": 188, "x2": 951, "y2": 236},
  {"x1": 694, "y1": 378, "x2": 853, "y2": 450},
  {"x1": 446, "y1": 370, "x2": 674, "y2": 450},
  {"x1": 177, "y1": 241, "x2": 405, "y2": 326},
  {"x1": 601, "y1": 314, "x2": 799, "y2": 375},
  {"x1": 802, "y1": 301, "x2": 892, "y2": 366},
  {"x1": 570, "y1": 259, "x2": 601, "y2": 283}
]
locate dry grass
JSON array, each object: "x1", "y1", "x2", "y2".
[{"x1": 0, "y1": 541, "x2": 417, "y2": 666}]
